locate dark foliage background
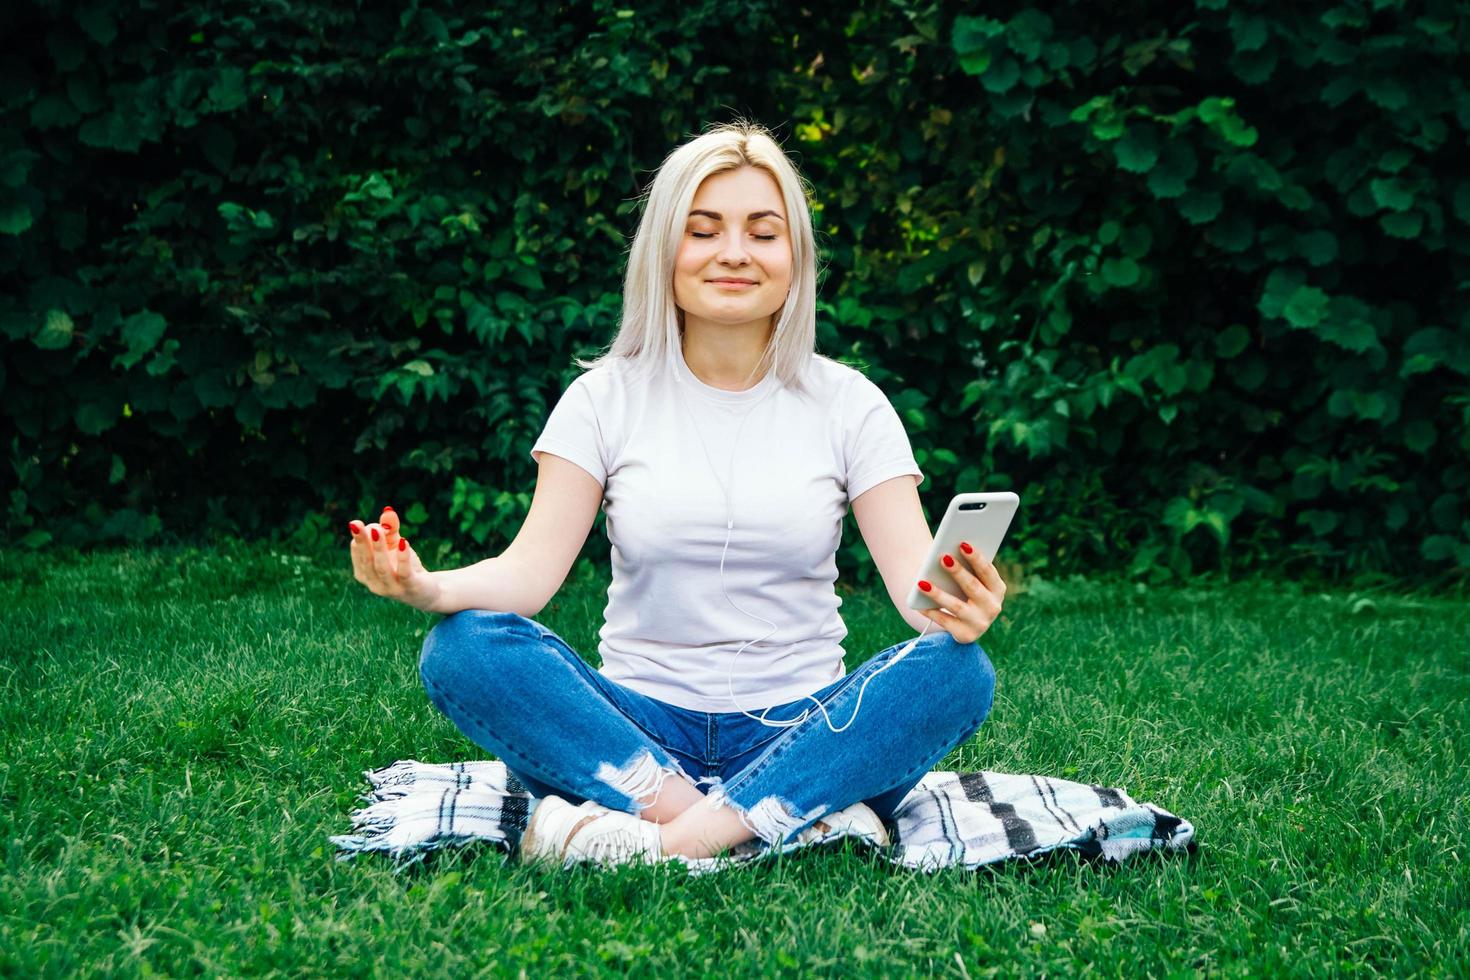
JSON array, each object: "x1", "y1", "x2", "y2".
[{"x1": 3, "y1": 0, "x2": 1467, "y2": 591}]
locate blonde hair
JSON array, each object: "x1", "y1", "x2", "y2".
[{"x1": 573, "y1": 118, "x2": 823, "y2": 398}]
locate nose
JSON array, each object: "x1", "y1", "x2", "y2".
[{"x1": 717, "y1": 236, "x2": 751, "y2": 267}]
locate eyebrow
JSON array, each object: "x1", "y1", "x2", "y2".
[{"x1": 688, "y1": 209, "x2": 786, "y2": 222}]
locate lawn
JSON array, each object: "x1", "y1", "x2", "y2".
[{"x1": 3, "y1": 543, "x2": 1466, "y2": 976}]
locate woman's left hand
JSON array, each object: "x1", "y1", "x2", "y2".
[{"x1": 914, "y1": 540, "x2": 1007, "y2": 644}]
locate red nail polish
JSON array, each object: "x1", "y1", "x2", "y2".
[
  {"x1": 371, "y1": 527, "x2": 379, "y2": 541},
  {"x1": 348, "y1": 523, "x2": 359, "y2": 535},
  {"x1": 399, "y1": 538, "x2": 407, "y2": 551},
  {"x1": 919, "y1": 580, "x2": 932, "y2": 592},
  {"x1": 960, "y1": 542, "x2": 973, "y2": 554},
  {"x1": 384, "y1": 506, "x2": 394, "y2": 512},
  {"x1": 942, "y1": 555, "x2": 954, "y2": 568}
]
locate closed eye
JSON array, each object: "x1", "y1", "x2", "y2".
[{"x1": 692, "y1": 232, "x2": 778, "y2": 240}]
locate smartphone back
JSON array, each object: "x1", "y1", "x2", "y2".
[{"x1": 904, "y1": 491, "x2": 1020, "y2": 611}]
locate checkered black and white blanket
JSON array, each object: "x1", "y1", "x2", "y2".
[{"x1": 330, "y1": 759, "x2": 1196, "y2": 875}]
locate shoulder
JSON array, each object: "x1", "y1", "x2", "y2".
[
  {"x1": 808, "y1": 355, "x2": 895, "y2": 415},
  {"x1": 559, "y1": 358, "x2": 631, "y2": 400},
  {"x1": 800, "y1": 352, "x2": 871, "y2": 402}
]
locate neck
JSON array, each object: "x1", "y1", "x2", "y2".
[{"x1": 679, "y1": 316, "x2": 774, "y2": 391}]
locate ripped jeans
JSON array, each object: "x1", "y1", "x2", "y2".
[{"x1": 417, "y1": 610, "x2": 997, "y2": 847}]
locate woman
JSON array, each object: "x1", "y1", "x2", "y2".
[{"x1": 347, "y1": 120, "x2": 1007, "y2": 868}]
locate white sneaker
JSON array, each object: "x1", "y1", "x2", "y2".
[
  {"x1": 794, "y1": 801, "x2": 890, "y2": 848},
  {"x1": 520, "y1": 795, "x2": 664, "y2": 869}
]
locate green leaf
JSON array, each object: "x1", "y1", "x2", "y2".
[
  {"x1": 1402, "y1": 419, "x2": 1436, "y2": 453},
  {"x1": 1177, "y1": 189, "x2": 1223, "y2": 224},
  {"x1": 35, "y1": 308, "x2": 74, "y2": 349},
  {"x1": 1147, "y1": 140, "x2": 1197, "y2": 199},
  {"x1": 1114, "y1": 124, "x2": 1161, "y2": 173},
  {"x1": 30, "y1": 92, "x2": 81, "y2": 129},
  {"x1": 1370, "y1": 177, "x2": 1415, "y2": 212},
  {"x1": 1296, "y1": 229, "x2": 1338, "y2": 266},
  {"x1": 1298, "y1": 509, "x2": 1340, "y2": 535},
  {"x1": 1421, "y1": 536, "x2": 1461, "y2": 562},
  {"x1": 1225, "y1": 152, "x2": 1283, "y2": 192},
  {"x1": 117, "y1": 310, "x2": 167, "y2": 369},
  {"x1": 78, "y1": 111, "x2": 144, "y2": 152},
  {"x1": 0, "y1": 148, "x2": 39, "y2": 189},
  {"x1": 952, "y1": 15, "x2": 1006, "y2": 64},
  {"x1": 979, "y1": 56, "x2": 1020, "y2": 94},
  {"x1": 1197, "y1": 96, "x2": 1231, "y2": 125},
  {"x1": 0, "y1": 201, "x2": 32, "y2": 235},
  {"x1": 1101, "y1": 256, "x2": 1140, "y2": 287},
  {"x1": 511, "y1": 260, "x2": 546, "y2": 290},
  {"x1": 75, "y1": 400, "x2": 120, "y2": 435},
  {"x1": 1282, "y1": 285, "x2": 1330, "y2": 328},
  {"x1": 1377, "y1": 148, "x2": 1414, "y2": 174},
  {"x1": 1232, "y1": 47, "x2": 1277, "y2": 85},
  {"x1": 76, "y1": 5, "x2": 119, "y2": 45},
  {"x1": 1229, "y1": 13, "x2": 1269, "y2": 51},
  {"x1": 989, "y1": 87, "x2": 1034, "y2": 119},
  {"x1": 955, "y1": 45, "x2": 992, "y2": 75},
  {"x1": 1258, "y1": 267, "x2": 1306, "y2": 320},
  {"x1": 1453, "y1": 183, "x2": 1470, "y2": 225},
  {"x1": 952, "y1": 19, "x2": 1004, "y2": 50},
  {"x1": 1215, "y1": 324, "x2": 1251, "y2": 358},
  {"x1": 1206, "y1": 210, "x2": 1253, "y2": 252},
  {"x1": 1276, "y1": 184, "x2": 1314, "y2": 211},
  {"x1": 1120, "y1": 224, "x2": 1153, "y2": 259},
  {"x1": 1155, "y1": 363, "x2": 1187, "y2": 396},
  {"x1": 1364, "y1": 77, "x2": 1408, "y2": 111},
  {"x1": 1198, "y1": 96, "x2": 1258, "y2": 146},
  {"x1": 207, "y1": 68, "x2": 249, "y2": 113},
  {"x1": 1005, "y1": 9, "x2": 1053, "y2": 62},
  {"x1": 1400, "y1": 327, "x2": 1470, "y2": 376},
  {"x1": 1379, "y1": 210, "x2": 1423, "y2": 238}
]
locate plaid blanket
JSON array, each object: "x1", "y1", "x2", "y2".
[{"x1": 330, "y1": 760, "x2": 1196, "y2": 876}]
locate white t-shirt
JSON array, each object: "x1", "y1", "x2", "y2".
[{"x1": 529, "y1": 348, "x2": 924, "y2": 712}]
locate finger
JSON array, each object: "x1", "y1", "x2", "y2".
[
  {"x1": 941, "y1": 552, "x2": 985, "y2": 601},
  {"x1": 368, "y1": 523, "x2": 393, "y2": 579},
  {"x1": 919, "y1": 580, "x2": 964, "y2": 614},
  {"x1": 921, "y1": 579, "x2": 995, "y2": 629},
  {"x1": 960, "y1": 542, "x2": 1006, "y2": 597},
  {"x1": 397, "y1": 536, "x2": 422, "y2": 578},
  {"x1": 348, "y1": 521, "x2": 372, "y2": 582},
  {"x1": 380, "y1": 506, "x2": 399, "y2": 539}
]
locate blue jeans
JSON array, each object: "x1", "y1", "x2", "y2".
[{"x1": 417, "y1": 610, "x2": 997, "y2": 846}]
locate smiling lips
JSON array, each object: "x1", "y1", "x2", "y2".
[{"x1": 709, "y1": 278, "x2": 758, "y2": 287}]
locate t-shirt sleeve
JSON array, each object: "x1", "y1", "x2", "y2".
[
  {"x1": 842, "y1": 373, "x2": 925, "y2": 502},
  {"x1": 529, "y1": 375, "x2": 607, "y2": 488}
]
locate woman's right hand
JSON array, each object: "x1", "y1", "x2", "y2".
[{"x1": 348, "y1": 507, "x2": 442, "y2": 613}]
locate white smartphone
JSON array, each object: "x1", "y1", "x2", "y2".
[{"x1": 904, "y1": 491, "x2": 1020, "y2": 612}]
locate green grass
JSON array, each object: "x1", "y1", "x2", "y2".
[{"x1": 3, "y1": 543, "x2": 1467, "y2": 977}]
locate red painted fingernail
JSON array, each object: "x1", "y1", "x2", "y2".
[
  {"x1": 942, "y1": 555, "x2": 955, "y2": 568},
  {"x1": 348, "y1": 523, "x2": 359, "y2": 535},
  {"x1": 384, "y1": 506, "x2": 394, "y2": 512},
  {"x1": 399, "y1": 538, "x2": 407, "y2": 551},
  {"x1": 371, "y1": 527, "x2": 379, "y2": 541},
  {"x1": 919, "y1": 580, "x2": 932, "y2": 592},
  {"x1": 960, "y1": 542, "x2": 973, "y2": 554}
]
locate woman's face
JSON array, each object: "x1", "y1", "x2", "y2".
[{"x1": 673, "y1": 165, "x2": 793, "y2": 333}]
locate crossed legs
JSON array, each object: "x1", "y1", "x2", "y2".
[{"x1": 419, "y1": 611, "x2": 995, "y2": 861}]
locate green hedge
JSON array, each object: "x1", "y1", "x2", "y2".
[{"x1": 3, "y1": 0, "x2": 1467, "y2": 590}]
